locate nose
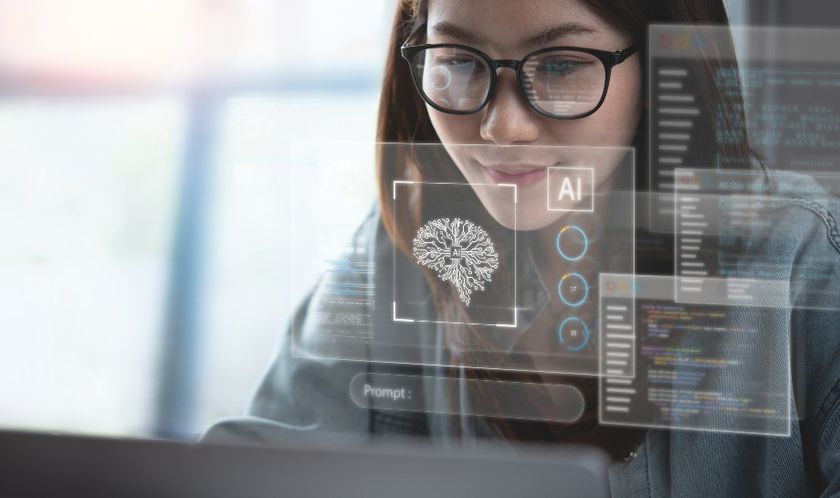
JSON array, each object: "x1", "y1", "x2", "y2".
[{"x1": 479, "y1": 69, "x2": 541, "y2": 145}]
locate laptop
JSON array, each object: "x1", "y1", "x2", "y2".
[{"x1": 0, "y1": 429, "x2": 611, "y2": 498}]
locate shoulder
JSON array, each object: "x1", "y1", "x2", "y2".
[
  {"x1": 766, "y1": 172, "x2": 840, "y2": 307},
  {"x1": 767, "y1": 172, "x2": 840, "y2": 448}
]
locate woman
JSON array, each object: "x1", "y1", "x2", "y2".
[{"x1": 207, "y1": 0, "x2": 840, "y2": 495}]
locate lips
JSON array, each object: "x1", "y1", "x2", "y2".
[{"x1": 480, "y1": 163, "x2": 548, "y2": 187}]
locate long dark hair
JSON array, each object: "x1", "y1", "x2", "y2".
[{"x1": 375, "y1": 0, "x2": 750, "y2": 459}]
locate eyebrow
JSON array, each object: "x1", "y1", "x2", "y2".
[
  {"x1": 429, "y1": 21, "x2": 598, "y2": 48},
  {"x1": 529, "y1": 23, "x2": 598, "y2": 46}
]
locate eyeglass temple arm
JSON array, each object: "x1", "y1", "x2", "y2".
[{"x1": 614, "y1": 43, "x2": 641, "y2": 64}]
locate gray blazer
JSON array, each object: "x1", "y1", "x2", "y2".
[{"x1": 206, "y1": 172, "x2": 840, "y2": 497}]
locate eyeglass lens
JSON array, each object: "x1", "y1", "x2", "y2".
[{"x1": 410, "y1": 46, "x2": 607, "y2": 118}]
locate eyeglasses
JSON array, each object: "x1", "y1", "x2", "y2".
[{"x1": 400, "y1": 42, "x2": 639, "y2": 120}]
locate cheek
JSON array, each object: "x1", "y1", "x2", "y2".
[
  {"x1": 598, "y1": 61, "x2": 643, "y2": 143},
  {"x1": 428, "y1": 109, "x2": 487, "y2": 181},
  {"x1": 427, "y1": 107, "x2": 483, "y2": 143},
  {"x1": 546, "y1": 63, "x2": 642, "y2": 147},
  {"x1": 609, "y1": 69, "x2": 643, "y2": 143}
]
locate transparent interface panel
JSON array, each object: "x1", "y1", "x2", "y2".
[
  {"x1": 674, "y1": 167, "x2": 840, "y2": 310},
  {"x1": 598, "y1": 274, "x2": 636, "y2": 379},
  {"x1": 599, "y1": 274, "x2": 791, "y2": 436},
  {"x1": 648, "y1": 24, "x2": 840, "y2": 231},
  {"x1": 392, "y1": 181, "x2": 517, "y2": 327},
  {"x1": 291, "y1": 142, "x2": 635, "y2": 376},
  {"x1": 349, "y1": 373, "x2": 585, "y2": 423}
]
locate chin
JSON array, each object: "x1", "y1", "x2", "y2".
[{"x1": 491, "y1": 210, "x2": 560, "y2": 232}]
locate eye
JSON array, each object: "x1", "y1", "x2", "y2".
[
  {"x1": 435, "y1": 54, "x2": 486, "y2": 73},
  {"x1": 536, "y1": 57, "x2": 589, "y2": 77}
]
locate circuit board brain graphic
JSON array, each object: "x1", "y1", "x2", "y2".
[{"x1": 412, "y1": 218, "x2": 500, "y2": 306}]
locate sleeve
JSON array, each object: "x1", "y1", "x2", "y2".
[
  {"x1": 201, "y1": 208, "x2": 386, "y2": 446},
  {"x1": 788, "y1": 198, "x2": 840, "y2": 496},
  {"x1": 201, "y1": 288, "x2": 372, "y2": 446},
  {"x1": 802, "y1": 307, "x2": 840, "y2": 497}
]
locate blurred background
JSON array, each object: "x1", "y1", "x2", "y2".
[
  {"x1": 0, "y1": 0, "x2": 835, "y2": 441},
  {"x1": 0, "y1": 0, "x2": 392, "y2": 439}
]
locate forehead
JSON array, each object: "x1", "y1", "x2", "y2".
[{"x1": 426, "y1": 0, "x2": 620, "y2": 52}]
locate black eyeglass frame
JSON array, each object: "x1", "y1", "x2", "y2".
[{"x1": 400, "y1": 42, "x2": 640, "y2": 120}]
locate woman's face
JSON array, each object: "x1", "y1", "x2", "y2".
[{"x1": 425, "y1": 0, "x2": 642, "y2": 231}]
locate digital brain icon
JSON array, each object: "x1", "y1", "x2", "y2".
[{"x1": 412, "y1": 218, "x2": 500, "y2": 306}]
